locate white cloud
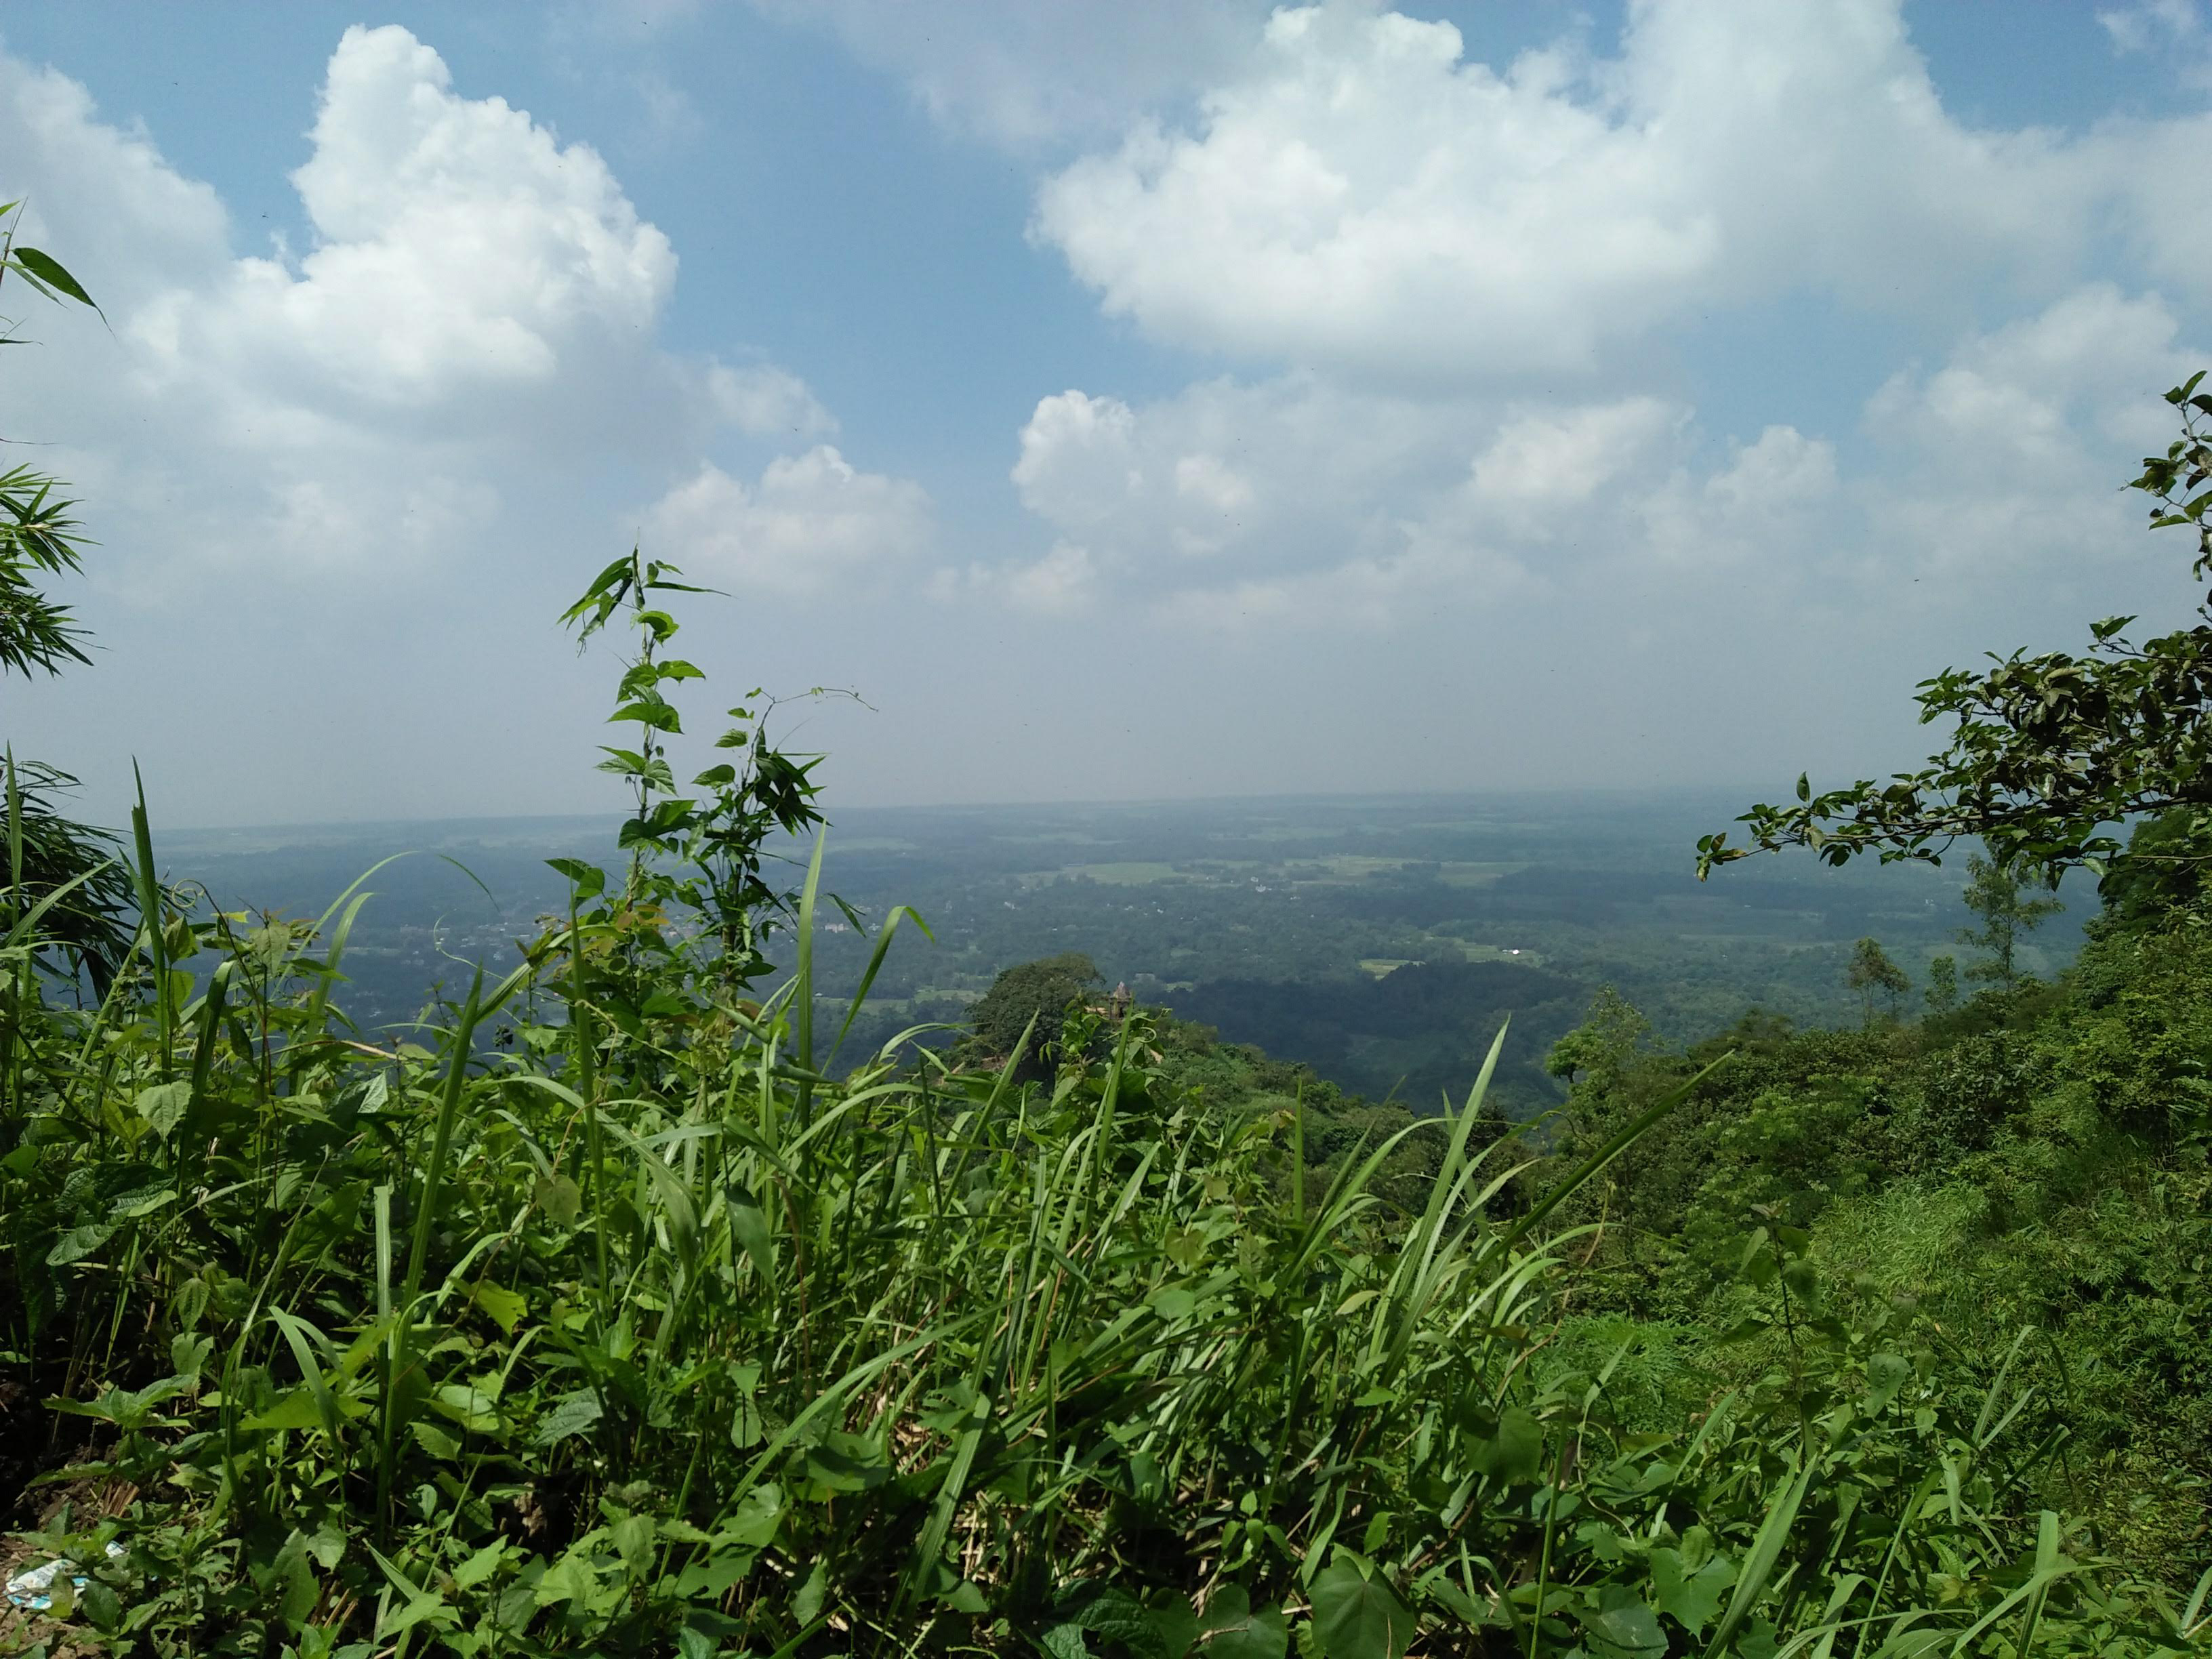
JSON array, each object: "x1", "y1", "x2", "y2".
[
  {"x1": 998, "y1": 279, "x2": 2204, "y2": 632},
  {"x1": 1001, "y1": 542, "x2": 1099, "y2": 615},
  {"x1": 203, "y1": 24, "x2": 674, "y2": 410},
  {"x1": 1861, "y1": 285, "x2": 2198, "y2": 579},
  {"x1": 1010, "y1": 389, "x2": 1144, "y2": 530},
  {"x1": 1469, "y1": 399, "x2": 1684, "y2": 529},
  {"x1": 743, "y1": 0, "x2": 1273, "y2": 146},
  {"x1": 2099, "y1": 0, "x2": 2204, "y2": 55},
  {"x1": 1027, "y1": 0, "x2": 2207, "y2": 383},
  {"x1": 991, "y1": 1, "x2": 2212, "y2": 641},
  {"x1": 710, "y1": 363, "x2": 836, "y2": 437},
  {"x1": 640, "y1": 448, "x2": 931, "y2": 596},
  {"x1": 0, "y1": 27, "x2": 869, "y2": 588}
]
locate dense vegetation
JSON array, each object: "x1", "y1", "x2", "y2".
[
  {"x1": 1537, "y1": 890, "x2": 2212, "y2": 1568},
  {"x1": 2, "y1": 218, "x2": 2209, "y2": 1659}
]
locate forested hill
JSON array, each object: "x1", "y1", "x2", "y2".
[{"x1": 150, "y1": 790, "x2": 2087, "y2": 1124}]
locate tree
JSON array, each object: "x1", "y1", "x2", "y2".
[
  {"x1": 1924, "y1": 954, "x2": 1960, "y2": 1017},
  {"x1": 1698, "y1": 373, "x2": 2212, "y2": 907},
  {"x1": 1956, "y1": 853, "x2": 2061, "y2": 995},
  {"x1": 965, "y1": 951, "x2": 1103, "y2": 1080},
  {"x1": 0, "y1": 200, "x2": 130, "y2": 984},
  {"x1": 1542, "y1": 985, "x2": 1649, "y2": 1088},
  {"x1": 2094, "y1": 805, "x2": 2212, "y2": 933},
  {"x1": 1845, "y1": 937, "x2": 1910, "y2": 1026}
]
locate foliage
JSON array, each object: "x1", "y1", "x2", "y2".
[
  {"x1": 1542, "y1": 987, "x2": 1649, "y2": 1088},
  {"x1": 0, "y1": 202, "x2": 135, "y2": 987},
  {"x1": 1698, "y1": 373, "x2": 2212, "y2": 893},
  {"x1": 961, "y1": 951, "x2": 1103, "y2": 1080},
  {"x1": 1, "y1": 201, "x2": 99, "y2": 684},
  {"x1": 1543, "y1": 903, "x2": 2212, "y2": 1573},
  {"x1": 2092, "y1": 808, "x2": 2212, "y2": 935},
  {"x1": 554, "y1": 548, "x2": 858, "y2": 1000},
  {"x1": 1925, "y1": 955, "x2": 1961, "y2": 1017},
  {"x1": 1956, "y1": 855, "x2": 2064, "y2": 996},
  {"x1": 6, "y1": 568, "x2": 2204, "y2": 1658},
  {"x1": 1845, "y1": 938, "x2": 1910, "y2": 1026}
]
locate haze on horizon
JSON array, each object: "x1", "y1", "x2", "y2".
[{"x1": 7, "y1": 0, "x2": 2212, "y2": 831}]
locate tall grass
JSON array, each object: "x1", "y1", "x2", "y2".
[
  {"x1": 1, "y1": 844, "x2": 2201, "y2": 1656},
  {"x1": 1, "y1": 565, "x2": 2206, "y2": 1656}
]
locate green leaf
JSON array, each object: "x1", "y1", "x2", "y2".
[
  {"x1": 675, "y1": 1551, "x2": 756, "y2": 1599},
  {"x1": 1200, "y1": 1587, "x2": 1288, "y2": 1659},
  {"x1": 1059, "y1": 1582, "x2": 1169, "y2": 1659},
  {"x1": 451, "y1": 1540, "x2": 508, "y2": 1590},
  {"x1": 1147, "y1": 1589, "x2": 1200, "y2": 1659},
  {"x1": 12, "y1": 245, "x2": 95, "y2": 306},
  {"x1": 725, "y1": 1481, "x2": 783, "y2": 1547},
  {"x1": 1473, "y1": 1405, "x2": 1544, "y2": 1484},
  {"x1": 1585, "y1": 1586, "x2": 1666, "y2": 1658},
  {"x1": 612, "y1": 1513, "x2": 655, "y2": 1574},
  {"x1": 1862, "y1": 1351, "x2": 1912, "y2": 1414},
  {"x1": 306, "y1": 1518, "x2": 346, "y2": 1570},
  {"x1": 793, "y1": 1559, "x2": 827, "y2": 1625},
  {"x1": 433, "y1": 1381, "x2": 501, "y2": 1434},
  {"x1": 533, "y1": 1389, "x2": 603, "y2": 1446},
  {"x1": 534, "y1": 1172, "x2": 583, "y2": 1226},
  {"x1": 272, "y1": 1530, "x2": 320, "y2": 1629},
  {"x1": 609, "y1": 698, "x2": 682, "y2": 733},
  {"x1": 472, "y1": 1280, "x2": 526, "y2": 1334},
  {"x1": 804, "y1": 1433, "x2": 889, "y2": 1492},
  {"x1": 545, "y1": 857, "x2": 606, "y2": 900},
  {"x1": 136, "y1": 1080, "x2": 191, "y2": 1140},
  {"x1": 411, "y1": 1418, "x2": 463, "y2": 1460},
  {"x1": 726, "y1": 1185, "x2": 775, "y2": 1280},
  {"x1": 1309, "y1": 1559, "x2": 1414, "y2": 1659},
  {"x1": 78, "y1": 1578, "x2": 122, "y2": 1630},
  {"x1": 533, "y1": 1548, "x2": 604, "y2": 1607},
  {"x1": 1704, "y1": 1461, "x2": 1815, "y2": 1658},
  {"x1": 1651, "y1": 1542, "x2": 1734, "y2": 1635},
  {"x1": 46, "y1": 1221, "x2": 115, "y2": 1266},
  {"x1": 108, "y1": 1184, "x2": 176, "y2": 1221},
  {"x1": 244, "y1": 1386, "x2": 327, "y2": 1431}
]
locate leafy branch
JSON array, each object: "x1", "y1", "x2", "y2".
[{"x1": 1700, "y1": 373, "x2": 2212, "y2": 890}]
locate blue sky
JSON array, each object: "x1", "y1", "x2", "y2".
[{"x1": 5, "y1": 1, "x2": 2212, "y2": 827}]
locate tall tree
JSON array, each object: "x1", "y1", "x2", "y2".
[
  {"x1": 1845, "y1": 937, "x2": 1910, "y2": 1026},
  {"x1": 1924, "y1": 954, "x2": 1961, "y2": 1017},
  {"x1": 1956, "y1": 853, "x2": 2062, "y2": 995}
]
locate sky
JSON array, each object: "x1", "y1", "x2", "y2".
[{"x1": 4, "y1": 0, "x2": 2212, "y2": 830}]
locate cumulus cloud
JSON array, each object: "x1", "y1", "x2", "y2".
[
  {"x1": 996, "y1": 280, "x2": 2202, "y2": 632},
  {"x1": 640, "y1": 448, "x2": 931, "y2": 596},
  {"x1": 0, "y1": 26, "x2": 864, "y2": 586},
  {"x1": 1001, "y1": 542, "x2": 1099, "y2": 615},
  {"x1": 1861, "y1": 285, "x2": 2199, "y2": 580},
  {"x1": 710, "y1": 363, "x2": 837, "y2": 437},
  {"x1": 1028, "y1": 0, "x2": 2212, "y2": 383}
]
